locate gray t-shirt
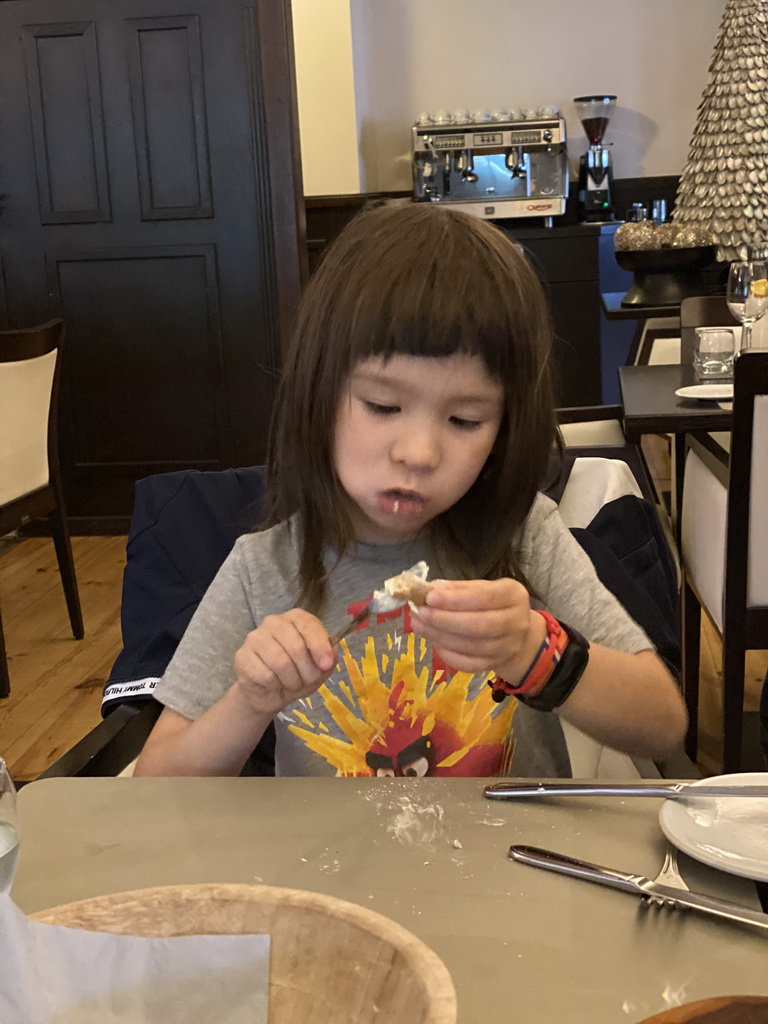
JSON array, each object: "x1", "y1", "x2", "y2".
[{"x1": 155, "y1": 493, "x2": 652, "y2": 777}]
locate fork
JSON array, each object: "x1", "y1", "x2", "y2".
[
  {"x1": 329, "y1": 606, "x2": 370, "y2": 646},
  {"x1": 645, "y1": 847, "x2": 689, "y2": 909}
]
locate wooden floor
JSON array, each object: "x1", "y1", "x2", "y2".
[
  {"x1": 0, "y1": 536, "x2": 126, "y2": 781},
  {"x1": 0, "y1": 442, "x2": 766, "y2": 780}
]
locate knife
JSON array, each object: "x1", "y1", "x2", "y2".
[
  {"x1": 485, "y1": 781, "x2": 768, "y2": 799},
  {"x1": 509, "y1": 845, "x2": 768, "y2": 933}
]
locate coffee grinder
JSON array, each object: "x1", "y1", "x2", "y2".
[{"x1": 574, "y1": 94, "x2": 616, "y2": 222}]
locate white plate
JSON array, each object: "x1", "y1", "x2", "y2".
[
  {"x1": 659, "y1": 772, "x2": 768, "y2": 881},
  {"x1": 675, "y1": 383, "x2": 734, "y2": 400}
]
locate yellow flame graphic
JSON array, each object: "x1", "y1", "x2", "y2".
[{"x1": 287, "y1": 632, "x2": 515, "y2": 776}]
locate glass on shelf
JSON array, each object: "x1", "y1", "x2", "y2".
[{"x1": 726, "y1": 259, "x2": 768, "y2": 350}]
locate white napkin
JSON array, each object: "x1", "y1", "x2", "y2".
[{"x1": 0, "y1": 895, "x2": 269, "y2": 1024}]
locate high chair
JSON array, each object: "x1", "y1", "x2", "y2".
[{"x1": 39, "y1": 453, "x2": 695, "y2": 780}]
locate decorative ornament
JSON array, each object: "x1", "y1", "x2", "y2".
[
  {"x1": 674, "y1": 0, "x2": 768, "y2": 261},
  {"x1": 614, "y1": 222, "x2": 714, "y2": 251},
  {"x1": 615, "y1": 222, "x2": 657, "y2": 250}
]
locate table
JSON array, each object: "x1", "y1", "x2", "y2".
[
  {"x1": 619, "y1": 364, "x2": 733, "y2": 443},
  {"x1": 12, "y1": 777, "x2": 768, "y2": 1024}
]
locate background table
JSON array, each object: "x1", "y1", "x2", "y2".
[
  {"x1": 619, "y1": 364, "x2": 733, "y2": 443},
  {"x1": 601, "y1": 292, "x2": 681, "y2": 322},
  {"x1": 12, "y1": 778, "x2": 768, "y2": 1024}
]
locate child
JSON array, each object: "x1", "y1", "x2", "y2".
[{"x1": 135, "y1": 203, "x2": 686, "y2": 779}]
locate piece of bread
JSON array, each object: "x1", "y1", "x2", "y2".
[
  {"x1": 371, "y1": 560, "x2": 431, "y2": 613},
  {"x1": 387, "y1": 572, "x2": 431, "y2": 607}
]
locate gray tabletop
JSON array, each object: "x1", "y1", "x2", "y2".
[{"x1": 12, "y1": 778, "x2": 768, "y2": 1023}]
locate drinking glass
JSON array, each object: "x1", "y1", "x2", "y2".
[
  {"x1": 693, "y1": 327, "x2": 735, "y2": 380},
  {"x1": 0, "y1": 757, "x2": 19, "y2": 896},
  {"x1": 726, "y1": 260, "x2": 768, "y2": 350}
]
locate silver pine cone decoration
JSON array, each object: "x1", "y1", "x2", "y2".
[{"x1": 674, "y1": 0, "x2": 768, "y2": 261}]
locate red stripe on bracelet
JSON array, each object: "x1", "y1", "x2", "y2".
[{"x1": 488, "y1": 611, "x2": 570, "y2": 702}]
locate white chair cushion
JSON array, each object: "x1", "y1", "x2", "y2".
[
  {"x1": 118, "y1": 758, "x2": 138, "y2": 778},
  {"x1": 681, "y1": 450, "x2": 727, "y2": 632},
  {"x1": 557, "y1": 456, "x2": 643, "y2": 530},
  {"x1": 0, "y1": 349, "x2": 56, "y2": 506},
  {"x1": 559, "y1": 419, "x2": 626, "y2": 447}
]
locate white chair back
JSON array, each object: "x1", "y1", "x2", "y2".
[
  {"x1": 747, "y1": 395, "x2": 768, "y2": 608},
  {"x1": 682, "y1": 360, "x2": 768, "y2": 631},
  {"x1": 647, "y1": 336, "x2": 680, "y2": 364},
  {"x1": 0, "y1": 349, "x2": 57, "y2": 506},
  {"x1": 681, "y1": 451, "x2": 727, "y2": 632}
]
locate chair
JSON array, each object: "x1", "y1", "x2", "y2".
[
  {"x1": 41, "y1": 453, "x2": 696, "y2": 780},
  {"x1": 629, "y1": 316, "x2": 681, "y2": 366},
  {"x1": 680, "y1": 350, "x2": 768, "y2": 772},
  {"x1": 557, "y1": 404, "x2": 626, "y2": 447},
  {"x1": 42, "y1": 465, "x2": 273, "y2": 779},
  {"x1": 554, "y1": 451, "x2": 690, "y2": 779},
  {"x1": 0, "y1": 320, "x2": 83, "y2": 697}
]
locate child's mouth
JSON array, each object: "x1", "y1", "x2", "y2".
[{"x1": 377, "y1": 490, "x2": 427, "y2": 515}]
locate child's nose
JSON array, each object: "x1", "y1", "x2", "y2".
[{"x1": 391, "y1": 426, "x2": 440, "y2": 470}]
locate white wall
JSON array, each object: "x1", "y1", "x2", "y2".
[
  {"x1": 291, "y1": 0, "x2": 362, "y2": 195},
  {"x1": 294, "y1": 0, "x2": 728, "y2": 195}
]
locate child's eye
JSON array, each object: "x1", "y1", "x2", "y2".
[
  {"x1": 450, "y1": 416, "x2": 482, "y2": 431},
  {"x1": 364, "y1": 401, "x2": 400, "y2": 416}
]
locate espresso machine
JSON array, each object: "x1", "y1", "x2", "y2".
[
  {"x1": 411, "y1": 107, "x2": 569, "y2": 225},
  {"x1": 574, "y1": 95, "x2": 616, "y2": 222}
]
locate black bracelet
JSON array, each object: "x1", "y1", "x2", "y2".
[{"x1": 514, "y1": 621, "x2": 590, "y2": 713}]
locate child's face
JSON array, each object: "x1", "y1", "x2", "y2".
[{"x1": 334, "y1": 353, "x2": 504, "y2": 544}]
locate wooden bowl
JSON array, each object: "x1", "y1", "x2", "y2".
[
  {"x1": 31, "y1": 883, "x2": 457, "y2": 1024},
  {"x1": 638, "y1": 995, "x2": 768, "y2": 1023}
]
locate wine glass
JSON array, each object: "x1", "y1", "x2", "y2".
[
  {"x1": 727, "y1": 260, "x2": 768, "y2": 350},
  {"x1": 0, "y1": 757, "x2": 19, "y2": 896}
]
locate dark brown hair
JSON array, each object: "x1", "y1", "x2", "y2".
[{"x1": 266, "y1": 201, "x2": 559, "y2": 611}]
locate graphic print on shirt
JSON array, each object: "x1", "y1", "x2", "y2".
[{"x1": 284, "y1": 601, "x2": 516, "y2": 777}]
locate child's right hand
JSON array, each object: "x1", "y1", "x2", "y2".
[{"x1": 232, "y1": 609, "x2": 336, "y2": 716}]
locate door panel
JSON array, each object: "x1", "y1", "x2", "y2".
[
  {"x1": 126, "y1": 15, "x2": 213, "y2": 220},
  {"x1": 47, "y1": 245, "x2": 225, "y2": 464},
  {"x1": 22, "y1": 21, "x2": 111, "y2": 225},
  {"x1": 0, "y1": 0, "x2": 303, "y2": 526}
]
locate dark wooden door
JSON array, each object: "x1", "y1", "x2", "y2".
[{"x1": 0, "y1": 0, "x2": 304, "y2": 529}]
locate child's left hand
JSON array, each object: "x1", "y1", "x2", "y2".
[{"x1": 411, "y1": 578, "x2": 548, "y2": 684}]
